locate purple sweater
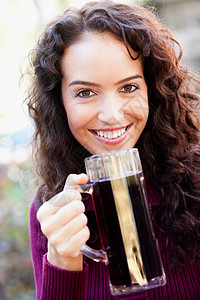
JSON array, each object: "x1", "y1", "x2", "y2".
[{"x1": 29, "y1": 187, "x2": 200, "y2": 299}]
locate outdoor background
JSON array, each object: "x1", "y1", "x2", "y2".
[{"x1": 0, "y1": 0, "x2": 199, "y2": 299}]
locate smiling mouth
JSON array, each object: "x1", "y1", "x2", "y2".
[{"x1": 90, "y1": 124, "x2": 132, "y2": 140}]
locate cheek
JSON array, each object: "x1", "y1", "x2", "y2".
[
  {"x1": 126, "y1": 97, "x2": 149, "y2": 121},
  {"x1": 140, "y1": 102, "x2": 149, "y2": 122},
  {"x1": 65, "y1": 104, "x2": 91, "y2": 132}
]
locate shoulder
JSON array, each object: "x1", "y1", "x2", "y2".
[
  {"x1": 30, "y1": 184, "x2": 47, "y2": 213},
  {"x1": 29, "y1": 185, "x2": 48, "y2": 253}
]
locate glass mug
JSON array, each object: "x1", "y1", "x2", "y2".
[{"x1": 71, "y1": 148, "x2": 166, "y2": 295}]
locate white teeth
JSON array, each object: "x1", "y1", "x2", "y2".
[
  {"x1": 107, "y1": 132, "x2": 112, "y2": 139},
  {"x1": 112, "y1": 131, "x2": 118, "y2": 138},
  {"x1": 94, "y1": 127, "x2": 128, "y2": 139},
  {"x1": 122, "y1": 128, "x2": 126, "y2": 134}
]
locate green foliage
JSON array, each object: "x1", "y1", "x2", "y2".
[{"x1": 0, "y1": 160, "x2": 36, "y2": 300}]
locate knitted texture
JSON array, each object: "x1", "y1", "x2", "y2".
[{"x1": 29, "y1": 187, "x2": 200, "y2": 300}]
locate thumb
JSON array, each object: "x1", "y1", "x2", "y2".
[
  {"x1": 63, "y1": 173, "x2": 89, "y2": 204},
  {"x1": 64, "y1": 173, "x2": 89, "y2": 190}
]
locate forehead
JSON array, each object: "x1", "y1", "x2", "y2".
[{"x1": 60, "y1": 31, "x2": 143, "y2": 78}]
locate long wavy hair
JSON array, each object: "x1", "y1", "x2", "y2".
[{"x1": 26, "y1": 0, "x2": 200, "y2": 265}]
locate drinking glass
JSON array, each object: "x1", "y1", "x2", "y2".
[{"x1": 78, "y1": 148, "x2": 166, "y2": 295}]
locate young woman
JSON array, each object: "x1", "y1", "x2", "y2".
[{"x1": 27, "y1": 1, "x2": 200, "y2": 299}]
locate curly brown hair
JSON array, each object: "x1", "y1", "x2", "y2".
[{"x1": 26, "y1": 0, "x2": 200, "y2": 265}]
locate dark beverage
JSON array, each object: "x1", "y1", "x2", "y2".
[{"x1": 92, "y1": 171, "x2": 163, "y2": 289}]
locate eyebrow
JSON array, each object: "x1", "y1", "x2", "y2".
[
  {"x1": 115, "y1": 75, "x2": 143, "y2": 85},
  {"x1": 68, "y1": 75, "x2": 143, "y2": 88},
  {"x1": 68, "y1": 80, "x2": 100, "y2": 87}
]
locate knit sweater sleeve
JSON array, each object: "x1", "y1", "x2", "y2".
[{"x1": 29, "y1": 198, "x2": 89, "y2": 300}]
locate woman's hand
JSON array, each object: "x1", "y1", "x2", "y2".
[{"x1": 36, "y1": 173, "x2": 90, "y2": 271}]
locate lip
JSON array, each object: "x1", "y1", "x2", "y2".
[{"x1": 89, "y1": 124, "x2": 133, "y2": 145}]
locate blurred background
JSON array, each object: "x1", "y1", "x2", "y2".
[{"x1": 0, "y1": 0, "x2": 199, "y2": 299}]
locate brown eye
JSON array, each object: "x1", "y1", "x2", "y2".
[
  {"x1": 121, "y1": 84, "x2": 137, "y2": 93},
  {"x1": 76, "y1": 89, "x2": 94, "y2": 98}
]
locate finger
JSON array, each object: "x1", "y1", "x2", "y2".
[
  {"x1": 37, "y1": 173, "x2": 88, "y2": 223},
  {"x1": 63, "y1": 187, "x2": 82, "y2": 204},
  {"x1": 36, "y1": 188, "x2": 82, "y2": 222},
  {"x1": 36, "y1": 191, "x2": 64, "y2": 222},
  {"x1": 48, "y1": 212, "x2": 88, "y2": 246},
  {"x1": 50, "y1": 189, "x2": 81, "y2": 206},
  {"x1": 39, "y1": 200, "x2": 85, "y2": 236},
  {"x1": 56, "y1": 226, "x2": 90, "y2": 258},
  {"x1": 64, "y1": 173, "x2": 89, "y2": 189},
  {"x1": 66, "y1": 226, "x2": 90, "y2": 257}
]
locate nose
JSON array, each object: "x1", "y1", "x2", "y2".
[{"x1": 97, "y1": 95, "x2": 125, "y2": 124}]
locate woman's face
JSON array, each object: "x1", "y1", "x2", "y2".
[{"x1": 61, "y1": 32, "x2": 148, "y2": 155}]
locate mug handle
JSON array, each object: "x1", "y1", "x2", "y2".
[{"x1": 70, "y1": 183, "x2": 108, "y2": 263}]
